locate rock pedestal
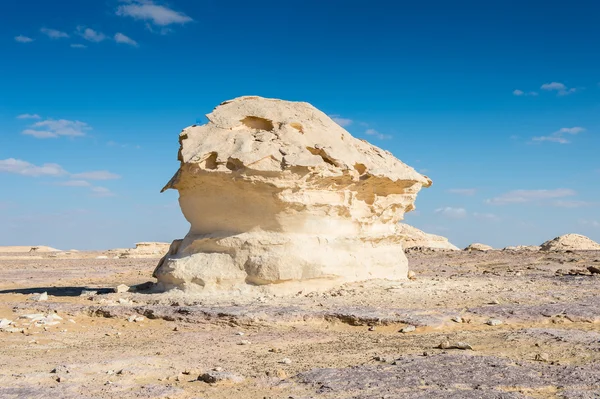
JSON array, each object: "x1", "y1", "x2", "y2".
[{"x1": 154, "y1": 96, "x2": 431, "y2": 292}]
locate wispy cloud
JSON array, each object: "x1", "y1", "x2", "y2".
[
  {"x1": 77, "y1": 27, "x2": 106, "y2": 42},
  {"x1": 473, "y1": 212, "x2": 501, "y2": 222},
  {"x1": 434, "y1": 207, "x2": 467, "y2": 219},
  {"x1": 447, "y1": 188, "x2": 477, "y2": 196},
  {"x1": 56, "y1": 180, "x2": 92, "y2": 187},
  {"x1": 71, "y1": 171, "x2": 121, "y2": 180},
  {"x1": 513, "y1": 89, "x2": 538, "y2": 97},
  {"x1": 531, "y1": 127, "x2": 585, "y2": 144},
  {"x1": 15, "y1": 35, "x2": 34, "y2": 43},
  {"x1": 116, "y1": 0, "x2": 193, "y2": 28},
  {"x1": 330, "y1": 115, "x2": 353, "y2": 127},
  {"x1": 365, "y1": 128, "x2": 392, "y2": 140},
  {"x1": 91, "y1": 187, "x2": 116, "y2": 197},
  {"x1": 22, "y1": 118, "x2": 91, "y2": 139},
  {"x1": 541, "y1": 82, "x2": 577, "y2": 96},
  {"x1": 552, "y1": 200, "x2": 597, "y2": 208},
  {"x1": 486, "y1": 189, "x2": 576, "y2": 205},
  {"x1": 580, "y1": 219, "x2": 600, "y2": 228},
  {"x1": 0, "y1": 159, "x2": 67, "y2": 177},
  {"x1": 114, "y1": 32, "x2": 138, "y2": 46},
  {"x1": 16, "y1": 113, "x2": 41, "y2": 120},
  {"x1": 40, "y1": 28, "x2": 69, "y2": 39}
]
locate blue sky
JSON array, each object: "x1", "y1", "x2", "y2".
[{"x1": 1, "y1": 0, "x2": 599, "y2": 250}]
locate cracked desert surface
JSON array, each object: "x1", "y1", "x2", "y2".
[{"x1": 1, "y1": 248, "x2": 599, "y2": 398}]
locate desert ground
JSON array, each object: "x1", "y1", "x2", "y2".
[{"x1": 1, "y1": 248, "x2": 600, "y2": 399}]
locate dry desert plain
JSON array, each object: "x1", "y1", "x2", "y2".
[{"x1": 1, "y1": 246, "x2": 600, "y2": 398}]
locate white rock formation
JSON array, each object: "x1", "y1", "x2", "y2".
[
  {"x1": 540, "y1": 234, "x2": 600, "y2": 251},
  {"x1": 154, "y1": 96, "x2": 431, "y2": 292},
  {"x1": 502, "y1": 245, "x2": 540, "y2": 252},
  {"x1": 119, "y1": 242, "x2": 171, "y2": 258},
  {"x1": 397, "y1": 224, "x2": 459, "y2": 251},
  {"x1": 464, "y1": 243, "x2": 494, "y2": 252}
]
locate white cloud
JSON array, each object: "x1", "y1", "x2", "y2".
[
  {"x1": 513, "y1": 89, "x2": 538, "y2": 97},
  {"x1": 77, "y1": 27, "x2": 106, "y2": 42},
  {"x1": 434, "y1": 207, "x2": 467, "y2": 219},
  {"x1": 40, "y1": 28, "x2": 69, "y2": 39},
  {"x1": 116, "y1": 1, "x2": 193, "y2": 27},
  {"x1": 71, "y1": 171, "x2": 121, "y2": 180},
  {"x1": 473, "y1": 212, "x2": 501, "y2": 222},
  {"x1": 70, "y1": 44, "x2": 87, "y2": 49},
  {"x1": 552, "y1": 200, "x2": 596, "y2": 208},
  {"x1": 22, "y1": 119, "x2": 91, "y2": 139},
  {"x1": 531, "y1": 127, "x2": 585, "y2": 144},
  {"x1": 330, "y1": 115, "x2": 353, "y2": 127},
  {"x1": 365, "y1": 128, "x2": 392, "y2": 140},
  {"x1": 0, "y1": 159, "x2": 67, "y2": 177},
  {"x1": 56, "y1": 180, "x2": 92, "y2": 187},
  {"x1": 91, "y1": 187, "x2": 115, "y2": 197},
  {"x1": 580, "y1": 219, "x2": 600, "y2": 228},
  {"x1": 541, "y1": 82, "x2": 577, "y2": 96},
  {"x1": 486, "y1": 189, "x2": 576, "y2": 205},
  {"x1": 447, "y1": 188, "x2": 477, "y2": 196},
  {"x1": 16, "y1": 113, "x2": 41, "y2": 120},
  {"x1": 114, "y1": 32, "x2": 138, "y2": 46},
  {"x1": 15, "y1": 35, "x2": 34, "y2": 43}
]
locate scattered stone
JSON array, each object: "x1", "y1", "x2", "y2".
[
  {"x1": 451, "y1": 316, "x2": 463, "y2": 323},
  {"x1": 80, "y1": 290, "x2": 98, "y2": 297},
  {"x1": 127, "y1": 315, "x2": 144, "y2": 323},
  {"x1": 235, "y1": 331, "x2": 245, "y2": 336},
  {"x1": 438, "y1": 340, "x2": 451, "y2": 349},
  {"x1": 407, "y1": 270, "x2": 417, "y2": 280},
  {"x1": 118, "y1": 298, "x2": 133, "y2": 305},
  {"x1": 269, "y1": 348, "x2": 282, "y2": 354},
  {"x1": 400, "y1": 325, "x2": 416, "y2": 333},
  {"x1": 0, "y1": 319, "x2": 12, "y2": 329},
  {"x1": 279, "y1": 358, "x2": 292, "y2": 365},
  {"x1": 587, "y1": 266, "x2": 600, "y2": 275},
  {"x1": 114, "y1": 284, "x2": 130, "y2": 293},
  {"x1": 29, "y1": 292, "x2": 48, "y2": 302},
  {"x1": 486, "y1": 319, "x2": 503, "y2": 326},
  {"x1": 238, "y1": 340, "x2": 251, "y2": 345},
  {"x1": 535, "y1": 353, "x2": 550, "y2": 362},
  {"x1": 454, "y1": 342, "x2": 473, "y2": 350},
  {"x1": 198, "y1": 371, "x2": 244, "y2": 384},
  {"x1": 368, "y1": 326, "x2": 376, "y2": 331},
  {"x1": 374, "y1": 356, "x2": 394, "y2": 363},
  {"x1": 96, "y1": 256, "x2": 108, "y2": 259}
]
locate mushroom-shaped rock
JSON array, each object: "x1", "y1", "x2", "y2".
[
  {"x1": 540, "y1": 234, "x2": 600, "y2": 251},
  {"x1": 154, "y1": 96, "x2": 431, "y2": 292}
]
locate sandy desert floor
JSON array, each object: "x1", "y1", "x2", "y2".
[{"x1": 1, "y1": 249, "x2": 600, "y2": 398}]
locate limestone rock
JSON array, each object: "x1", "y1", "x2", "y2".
[
  {"x1": 464, "y1": 243, "x2": 494, "y2": 252},
  {"x1": 503, "y1": 245, "x2": 540, "y2": 252},
  {"x1": 540, "y1": 234, "x2": 600, "y2": 252},
  {"x1": 119, "y1": 242, "x2": 171, "y2": 259},
  {"x1": 154, "y1": 96, "x2": 431, "y2": 292},
  {"x1": 397, "y1": 224, "x2": 459, "y2": 251}
]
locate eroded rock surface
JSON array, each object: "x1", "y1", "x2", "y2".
[
  {"x1": 540, "y1": 234, "x2": 600, "y2": 252},
  {"x1": 154, "y1": 96, "x2": 431, "y2": 292},
  {"x1": 464, "y1": 243, "x2": 494, "y2": 252}
]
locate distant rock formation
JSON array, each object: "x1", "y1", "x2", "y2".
[
  {"x1": 397, "y1": 224, "x2": 459, "y2": 251},
  {"x1": 154, "y1": 96, "x2": 431, "y2": 292},
  {"x1": 540, "y1": 234, "x2": 600, "y2": 251},
  {"x1": 119, "y1": 242, "x2": 171, "y2": 259},
  {"x1": 503, "y1": 245, "x2": 540, "y2": 252},
  {"x1": 0, "y1": 246, "x2": 59, "y2": 253},
  {"x1": 464, "y1": 243, "x2": 494, "y2": 252}
]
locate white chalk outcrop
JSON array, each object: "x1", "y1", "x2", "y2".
[
  {"x1": 540, "y1": 234, "x2": 600, "y2": 251},
  {"x1": 119, "y1": 242, "x2": 171, "y2": 258},
  {"x1": 154, "y1": 96, "x2": 431, "y2": 292},
  {"x1": 464, "y1": 243, "x2": 494, "y2": 252},
  {"x1": 397, "y1": 224, "x2": 459, "y2": 251}
]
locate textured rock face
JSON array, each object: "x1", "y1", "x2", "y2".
[
  {"x1": 119, "y1": 242, "x2": 171, "y2": 259},
  {"x1": 154, "y1": 96, "x2": 431, "y2": 292},
  {"x1": 540, "y1": 234, "x2": 600, "y2": 251},
  {"x1": 464, "y1": 243, "x2": 494, "y2": 252},
  {"x1": 397, "y1": 224, "x2": 459, "y2": 251}
]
